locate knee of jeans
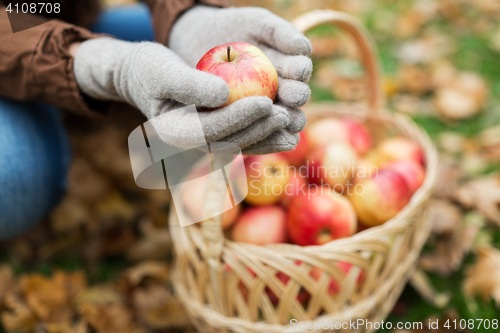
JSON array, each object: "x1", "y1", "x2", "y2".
[{"x1": 0, "y1": 101, "x2": 71, "y2": 240}]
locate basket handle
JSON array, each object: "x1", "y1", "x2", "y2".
[{"x1": 292, "y1": 9, "x2": 385, "y2": 113}]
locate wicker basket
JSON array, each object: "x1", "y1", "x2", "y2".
[{"x1": 169, "y1": 9, "x2": 439, "y2": 333}]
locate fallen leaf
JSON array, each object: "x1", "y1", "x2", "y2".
[
  {"x1": 455, "y1": 175, "x2": 500, "y2": 226},
  {"x1": 126, "y1": 220, "x2": 171, "y2": 262},
  {"x1": 79, "y1": 302, "x2": 143, "y2": 333},
  {"x1": 463, "y1": 246, "x2": 500, "y2": 306},
  {"x1": 75, "y1": 284, "x2": 124, "y2": 307},
  {"x1": 133, "y1": 284, "x2": 191, "y2": 329},
  {"x1": 435, "y1": 72, "x2": 488, "y2": 120},
  {"x1": 20, "y1": 271, "x2": 86, "y2": 323},
  {"x1": 1, "y1": 293, "x2": 38, "y2": 333},
  {"x1": 428, "y1": 199, "x2": 461, "y2": 235},
  {"x1": 420, "y1": 212, "x2": 484, "y2": 275},
  {"x1": 0, "y1": 266, "x2": 18, "y2": 304},
  {"x1": 123, "y1": 261, "x2": 170, "y2": 287}
]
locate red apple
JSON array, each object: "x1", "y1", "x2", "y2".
[
  {"x1": 287, "y1": 189, "x2": 357, "y2": 246},
  {"x1": 196, "y1": 42, "x2": 278, "y2": 108},
  {"x1": 281, "y1": 173, "x2": 308, "y2": 207},
  {"x1": 306, "y1": 118, "x2": 373, "y2": 155},
  {"x1": 277, "y1": 131, "x2": 309, "y2": 166},
  {"x1": 307, "y1": 142, "x2": 358, "y2": 192},
  {"x1": 376, "y1": 137, "x2": 425, "y2": 166},
  {"x1": 386, "y1": 160, "x2": 426, "y2": 194},
  {"x1": 240, "y1": 154, "x2": 290, "y2": 206},
  {"x1": 309, "y1": 262, "x2": 364, "y2": 295},
  {"x1": 349, "y1": 169, "x2": 411, "y2": 226},
  {"x1": 182, "y1": 167, "x2": 241, "y2": 229},
  {"x1": 340, "y1": 118, "x2": 373, "y2": 155},
  {"x1": 306, "y1": 119, "x2": 349, "y2": 149},
  {"x1": 231, "y1": 206, "x2": 287, "y2": 245}
]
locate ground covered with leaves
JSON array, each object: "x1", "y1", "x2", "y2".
[{"x1": 1, "y1": 0, "x2": 500, "y2": 332}]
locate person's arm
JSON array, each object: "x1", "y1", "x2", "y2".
[
  {"x1": 142, "y1": 0, "x2": 230, "y2": 45},
  {"x1": 0, "y1": 6, "x2": 106, "y2": 116}
]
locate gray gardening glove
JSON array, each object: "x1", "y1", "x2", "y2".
[
  {"x1": 73, "y1": 37, "x2": 292, "y2": 151},
  {"x1": 169, "y1": 5, "x2": 313, "y2": 155}
]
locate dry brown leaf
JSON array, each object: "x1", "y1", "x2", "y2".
[
  {"x1": 96, "y1": 192, "x2": 137, "y2": 225},
  {"x1": 433, "y1": 156, "x2": 463, "y2": 199},
  {"x1": 123, "y1": 261, "x2": 170, "y2": 287},
  {"x1": 455, "y1": 175, "x2": 500, "y2": 226},
  {"x1": 463, "y1": 246, "x2": 500, "y2": 306},
  {"x1": 20, "y1": 271, "x2": 86, "y2": 323},
  {"x1": 428, "y1": 199, "x2": 461, "y2": 235},
  {"x1": 75, "y1": 284, "x2": 124, "y2": 306},
  {"x1": 126, "y1": 220, "x2": 171, "y2": 261},
  {"x1": 0, "y1": 266, "x2": 18, "y2": 304},
  {"x1": 420, "y1": 212, "x2": 484, "y2": 275},
  {"x1": 79, "y1": 302, "x2": 143, "y2": 333},
  {"x1": 1, "y1": 293, "x2": 38, "y2": 333},
  {"x1": 133, "y1": 284, "x2": 191, "y2": 329},
  {"x1": 398, "y1": 34, "x2": 454, "y2": 64},
  {"x1": 66, "y1": 157, "x2": 112, "y2": 204},
  {"x1": 34, "y1": 321, "x2": 88, "y2": 333},
  {"x1": 435, "y1": 72, "x2": 488, "y2": 120},
  {"x1": 397, "y1": 65, "x2": 433, "y2": 95},
  {"x1": 49, "y1": 197, "x2": 92, "y2": 235}
]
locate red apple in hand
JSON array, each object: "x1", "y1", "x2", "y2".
[
  {"x1": 287, "y1": 189, "x2": 357, "y2": 246},
  {"x1": 196, "y1": 42, "x2": 279, "y2": 108},
  {"x1": 349, "y1": 169, "x2": 411, "y2": 227},
  {"x1": 231, "y1": 206, "x2": 287, "y2": 245}
]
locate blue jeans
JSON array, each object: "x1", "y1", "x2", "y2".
[{"x1": 0, "y1": 4, "x2": 154, "y2": 240}]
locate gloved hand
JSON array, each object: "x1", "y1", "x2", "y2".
[
  {"x1": 73, "y1": 37, "x2": 294, "y2": 152},
  {"x1": 169, "y1": 5, "x2": 314, "y2": 154}
]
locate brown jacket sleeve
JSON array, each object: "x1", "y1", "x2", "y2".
[
  {"x1": 0, "y1": 7, "x2": 107, "y2": 116},
  {"x1": 143, "y1": 0, "x2": 230, "y2": 46}
]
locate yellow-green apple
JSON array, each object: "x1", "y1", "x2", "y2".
[
  {"x1": 240, "y1": 154, "x2": 290, "y2": 206},
  {"x1": 281, "y1": 173, "x2": 308, "y2": 207},
  {"x1": 196, "y1": 42, "x2": 278, "y2": 108},
  {"x1": 349, "y1": 169, "x2": 411, "y2": 227},
  {"x1": 181, "y1": 167, "x2": 241, "y2": 229},
  {"x1": 287, "y1": 189, "x2": 357, "y2": 246},
  {"x1": 231, "y1": 206, "x2": 287, "y2": 245},
  {"x1": 356, "y1": 154, "x2": 379, "y2": 179},
  {"x1": 376, "y1": 137, "x2": 425, "y2": 166},
  {"x1": 309, "y1": 262, "x2": 364, "y2": 295},
  {"x1": 277, "y1": 131, "x2": 309, "y2": 166},
  {"x1": 307, "y1": 142, "x2": 358, "y2": 192},
  {"x1": 386, "y1": 160, "x2": 426, "y2": 194},
  {"x1": 306, "y1": 118, "x2": 373, "y2": 155}
]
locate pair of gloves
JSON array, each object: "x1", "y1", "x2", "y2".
[{"x1": 74, "y1": 5, "x2": 313, "y2": 154}]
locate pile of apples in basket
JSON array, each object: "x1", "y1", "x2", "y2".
[{"x1": 184, "y1": 116, "x2": 426, "y2": 249}]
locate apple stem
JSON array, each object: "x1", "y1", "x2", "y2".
[{"x1": 227, "y1": 45, "x2": 231, "y2": 62}]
